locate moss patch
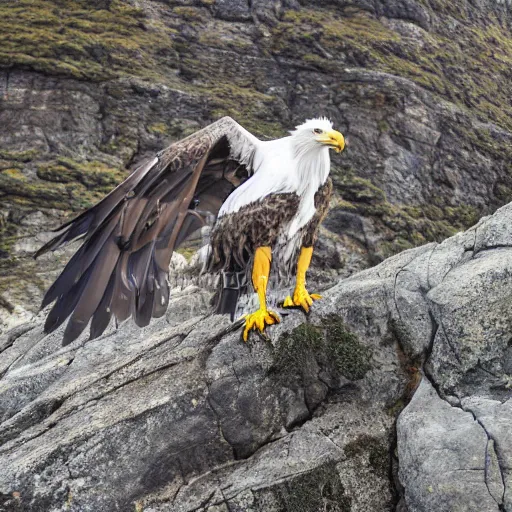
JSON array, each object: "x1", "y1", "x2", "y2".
[
  {"x1": 272, "y1": 323, "x2": 324, "y2": 386},
  {"x1": 254, "y1": 461, "x2": 351, "y2": 512},
  {"x1": 0, "y1": 149, "x2": 40, "y2": 162},
  {"x1": 0, "y1": 0, "x2": 177, "y2": 81},
  {"x1": 322, "y1": 314, "x2": 372, "y2": 380},
  {"x1": 0, "y1": 157, "x2": 126, "y2": 266},
  {"x1": 0, "y1": 158, "x2": 126, "y2": 211},
  {"x1": 147, "y1": 122, "x2": 169, "y2": 135},
  {"x1": 273, "y1": 7, "x2": 512, "y2": 131},
  {"x1": 344, "y1": 434, "x2": 389, "y2": 476},
  {"x1": 272, "y1": 316, "x2": 372, "y2": 385}
]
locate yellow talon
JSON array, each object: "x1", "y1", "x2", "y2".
[
  {"x1": 283, "y1": 295, "x2": 295, "y2": 308},
  {"x1": 242, "y1": 308, "x2": 280, "y2": 341},
  {"x1": 283, "y1": 246, "x2": 321, "y2": 313},
  {"x1": 283, "y1": 286, "x2": 321, "y2": 313}
]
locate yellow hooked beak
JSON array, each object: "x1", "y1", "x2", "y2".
[{"x1": 318, "y1": 130, "x2": 345, "y2": 153}]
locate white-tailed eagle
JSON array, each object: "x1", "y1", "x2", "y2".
[{"x1": 36, "y1": 116, "x2": 345, "y2": 344}]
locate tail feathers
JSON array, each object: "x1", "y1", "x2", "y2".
[{"x1": 215, "y1": 270, "x2": 248, "y2": 320}]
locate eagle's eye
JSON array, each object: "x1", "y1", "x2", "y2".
[{"x1": 313, "y1": 128, "x2": 323, "y2": 135}]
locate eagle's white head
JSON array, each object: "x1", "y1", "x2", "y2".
[{"x1": 290, "y1": 117, "x2": 345, "y2": 156}]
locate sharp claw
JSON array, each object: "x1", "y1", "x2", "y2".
[
  {"x1": 282, "y1": 287, "x2": 321, "y2": 312},
  {"x1": 270, "y1": 311, "x2": 281, "y2": 323},
  {"x1": 283, "y1": 296, "x2": 294, "y2": 308},
  {"x1": 241, "y1": 308, "x2": 279, "y2": 341}
]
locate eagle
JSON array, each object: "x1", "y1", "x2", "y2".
[{"x1": 36, "y1": 116, "x2": 345, "y2": 345}]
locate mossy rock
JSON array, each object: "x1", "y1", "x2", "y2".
[
  {"x1": 254, "y1": 461, "x2": 351, "y2": 512},
  {"x1": 147, "y1": 122, "x2": 169, "y2": 136},
  {"x1": 330, "y1": 164, "x2": 480, "y2": 258},
  {"x1": 0, "y1": 157, "x2": 126, "y2": 212},
  {"x1": 344, "y1": 434, "x2": 389, "y2": 476},
  {"x1": 272, "y1": 7, "x2": 512, "y2": 131},
  {"x1": 0, "y1": 0, "x2": 177, "y2": 81},
  {"x1": 0, "y1": 149, "x2": 40, "y2": 162},
  {"x1": 321, "y1": 314, "x2": 373, "y2": 380},
  {"x1": 271, "y1": 315, "x2": 372, "y2": 386}
]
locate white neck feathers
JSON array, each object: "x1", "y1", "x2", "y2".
[{"x1": 294, "y1": 144, "x2": 330, "y2": 197}]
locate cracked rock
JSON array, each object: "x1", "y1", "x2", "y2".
[
  {"x1": 397, "y1": 379, "x2": 499, "y2": 512},
  {"x1": 462, "y1": 397, "x2": 512, "y2": 510},
  {"x1": 2, "y1": 201, "x2": 512, "y2": 510}
]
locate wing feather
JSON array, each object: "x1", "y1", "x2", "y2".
[
  {"x1": 37, "y1": 117, "x2": 258, "y2": 344},
  {"x1": 41, "y1": 213, "x2": 120, "y2": 308},
  {"x1": 111, "y1": 253, "x2": 132, "y2": 323},
  {"x1": 35, "y1": 157, "x2": 157, "y2": 258},
  {"x1": 62, "y1": 219, "x2": 122, "y2": 345},
  {"x1": 151, "y1": 266, "x2": 170, "y2": 319},
  {"x1": 89, "y1": 270, "x2": 116, "y2": 341}
]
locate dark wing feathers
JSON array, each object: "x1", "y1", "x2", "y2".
[
  {"x1": 37, "y1": 119, "x2": 254, "y2": 345},
  {"x1": 89, "y1": 270, "x2": 116, "y2": 341},
  {"x1": 35, "y1": 157, "x2": 157, "y2": 258},
  {"x1": 40, "y1": 212, "x2": 119, "y2": 309},
  {"x1": 63, "y1": 228, "x2": 122, "y2": 343}
]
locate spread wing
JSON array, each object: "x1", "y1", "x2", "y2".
[{"x1": 36, "y1": 116, "x2": 259, "y2": 345}]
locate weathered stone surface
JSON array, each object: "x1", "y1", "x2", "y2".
[
  {"x1": 427, "y1": 248, "x2": 512, "y2": 398},
  {"x1": 2, "y1": 200, "x2": 512, "y2": 510},
  {"x1": 462, "y1": 397, "x2": 512, "y2": 510},
  {"x1": 397, "y1": 379, "x2": 500, "y2": 512}
]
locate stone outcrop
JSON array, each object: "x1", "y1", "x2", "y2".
[
  {"x1": 1, "y1": 198, "x2": 512, "y2": 511},
  {"x1": 3, "y1": 0, "x2": 512, "y2": 330}
]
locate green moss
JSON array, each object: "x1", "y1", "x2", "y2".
[
  {"x1": 172, "y1": 6, "x2": 206, "y2": 21},
  {"x1": 0, "y1": 216, "x2": 19, "y2": 259},
  {"x1": 0, "y1": 158, "x2": 125, "y2": 211},
  {"x1": 333, "y1": 167, "x2": 386, "y2": 204},
  {"x1": 0, "y1": 0, "x2": 177, "y2": 81},
  {"x1": 204, "y1": 84, "x2": 286, "y2": 138},
  {"x1": 378, "y1": 120, "x2": 390, "y2": 133},
  {"x1": 254, "y1": 461, "x2": 351, "y2": 512},
  {"x1": 322, "y1": 314, "x2": 372, "y2": 380},
  {"x1": 273, "y1": 7, "x2": 512, "y2": 131},
  {"x1": 0, "y1": 260, "x2": 47, "y2": 303},
  {"x1": 198, "y1": 31, "x2": 254, "y2": 52},
  {"x1": 0, "y1": 149, "x2": 39, "y2": 162},
  {"x1": 175, "y1": 247, "x2": 196, "y2": 262},
  {"x1": 147, "y1": 122, "x2": 169, "y2": 135},
  {"x1": 272, "y1": 323, "x2": 324, "y2": 386},
  {"x1": 344, "y1": 435, "x2": 389, "y2": 475},
  {"x1": 272, "y1": 317, "x2": 372, "y2": 384},
  {"x1": 331, "y1": 164, "x2": 481, "y2": 258},
  {"x1": 386, "y1": 398, "x2": 405, "y2": 417}
]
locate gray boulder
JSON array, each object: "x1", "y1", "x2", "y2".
[{"x1": 1, "y1": 201, "x2": 512, "y2": 511}]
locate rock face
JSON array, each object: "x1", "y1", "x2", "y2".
[
  {"x1": 3, "y1": 0, "x2": 512, "y2": 330},
  {"x1": 1, "y1": 199, "x2": 512, "y2": 511}
]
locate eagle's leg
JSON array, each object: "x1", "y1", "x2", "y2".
[
  {"x1": 283, "y1": 246, "x2": 321, "y2": 312},
  {"x1": 243, "y1": 246, "x2": 280, "y2": 341}
]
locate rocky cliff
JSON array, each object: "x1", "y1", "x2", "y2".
[
  {"x1": 3, "y1": 0, "x2": 512, "y2": 330},
  {"x1": 1, "y1": 193, "x2": 512, "y2": 511}
]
